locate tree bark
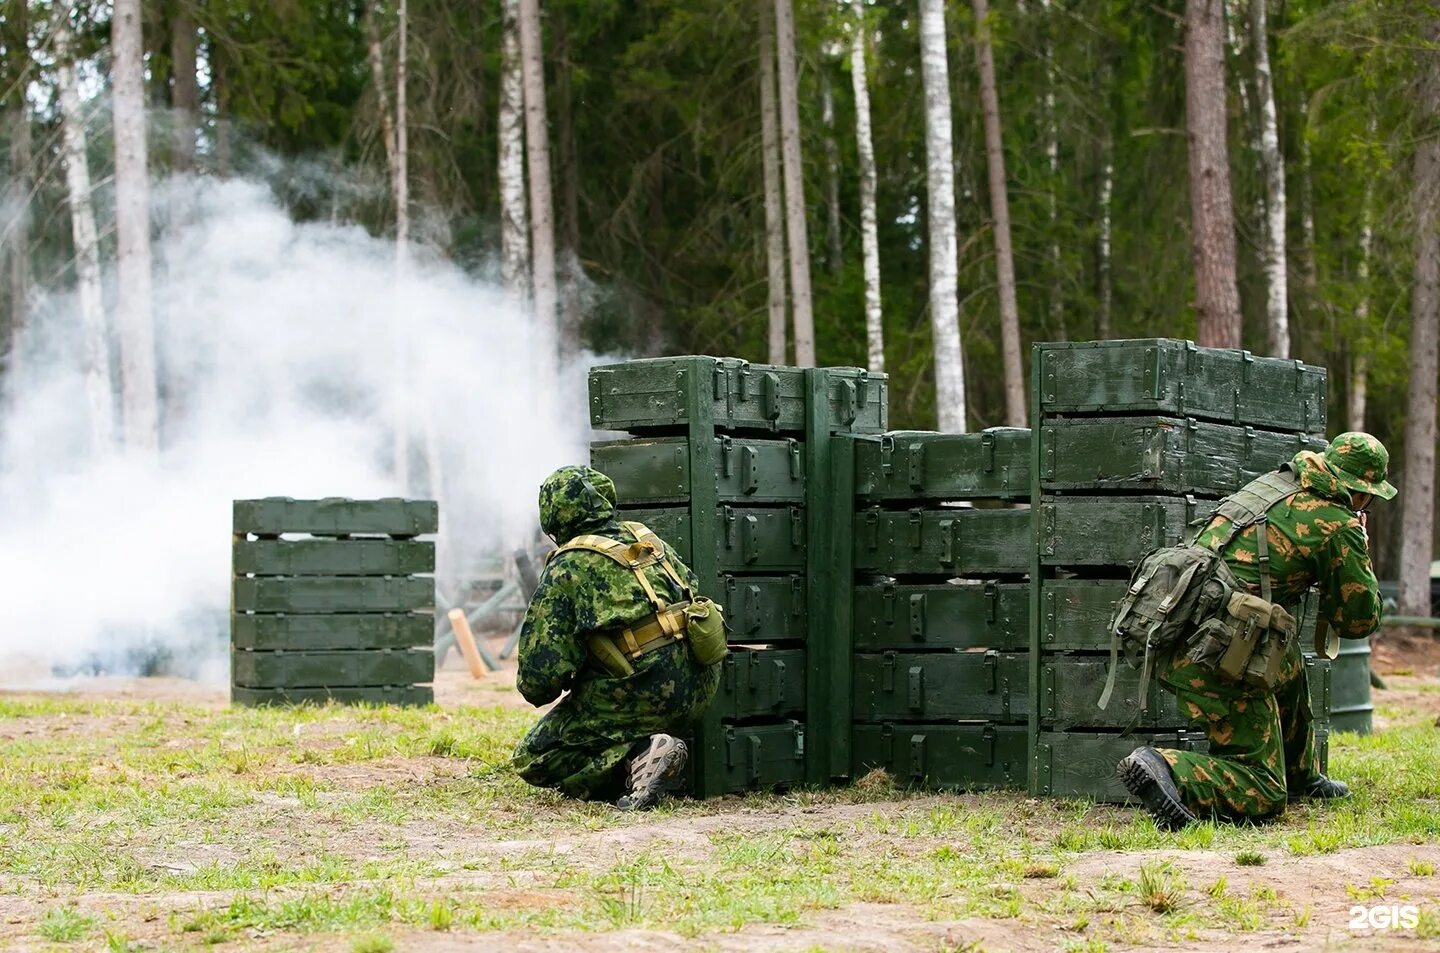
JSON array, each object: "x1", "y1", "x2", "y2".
[
  {"x1": 822, "y1": 68, "x2": 843, "y2": 276},
  {"x1": 170, "y1": 2, "x2": 198, "y2": 172},
  {"x1": 1098, "y1": 126, "x2": 1114, "y2": 340},
  {"x1": 112, "y1": 0, "x2": 160, "y2": 454},
  {"x1": 774, "y1": 0, "x2": 815, "y2": 367},
  {"x1": 1040, "y1": 0, "x2": 1062, "y2": 342},
  {"x1": 759, "y1": 0, "x2": 788, "y2": 366},
  {"x1": 1397, "y1": 26, "x2": 1440, "y2": 623},
  {"x1": 3, "y1": 0, "x2": 31, "y2": 374},
  {"x1": 919, "y1": 0, "x2": 967, "y2": 432},
  {"x1": 53, "y1": 1, "x2": 116, "y2": 454},
  {"x1": 518, "y1": 0, "x2": 559, "y2": 376},
  {"x1": 1185, "y1": 0, "x2": 1244, "y2": 349},
  {"x1": 396, "y1": 0, "x2": 409, "y2": 254},
  {"x1": 1250, "y1": 0, "x2": 1288, "y2": 357},
  {"x1": 499, "y1": 0, "x2": 530, "y2": 305},
  {"x1": 1350, "y1": 124, "x2": 1375, "y2": 433},
  {"x1": 555, "y1": 15, "x2": 582, "y2": 361},
  {"x1": 850, "y1": 17, "x2": 883, "y2": 373},
  {"x1": 972, "y1": 0, "x2": 1026, "y2": 427}
]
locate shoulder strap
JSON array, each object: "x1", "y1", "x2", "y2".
[
  {"x1": 548, "y1": 523, "x2": 691, "y2": 613},
  {"x1": 1198, "y1": 467, "x2": 1303, "y2": 602}
]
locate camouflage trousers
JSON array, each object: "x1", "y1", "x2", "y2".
[
  {"x1": 512, "y1": 641, "x2": 720, "y2": 801},
  {"x1": 1157, "y1": 644, "x2": 1318, "y2": 821}
]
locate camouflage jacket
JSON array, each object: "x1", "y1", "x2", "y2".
[
  {"x1": 516, "y1": 466, "x2": 701, "y2": 707},
  {"x1": 1194, "y1": 450, "x2": 1382, "y2": 638}
]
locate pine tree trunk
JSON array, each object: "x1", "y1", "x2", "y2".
[
  {"x1": 850, "y1": 18, "x2": 883, "y2": 374},
  {"x1": 919, "y1": 0, "x2": 967, "y2": 433},
  {"x1": 499, "y1": 0, "x2": 530, "y2": 305},
  {"x1": 555, "y1": 16, "x2": 582, "y2": 362},
  {"x1": 53, "y1": 1, "x2": 116, "y2": 454},
  {"x1": 519, "y1": 0, "x2": 559, "y2": 375},
  {"x1": 773, "y1": 0, "x2": 815, "y2": 367},
  {"x1": 170, "y1": 3, "x2": 198, "y2": 172},
  {"x1": 112, "y1": 0, "x2": 159, "y2": 454},
  {"x1": 1397, "y1": 24, "x2": 1440, "y2": 624},
  {"x1": 972, "y1": 0, "x2": 1026, "y2": 427},
  {"x1": 396, "y1": 0, "x2": 409, "y2": 255},
  {"x1": 1185, "y1": 0, "x2": 1244, "y2": 348},
  {"x1": 1350, "y1": 139, "x2": 1375, "y2": 433},
  {"x1": 822, "y1": 70, "x2": 843, "y2": 276},
  {"x1": 1250, "y1": 0, "x2": 1288, "y2": 357},
  {"x1": 3, "y1": 0, "x2": 31, "y2": 374},
  {"x1": 759, "y1": 0, "x2": 788, "y2": 366}
]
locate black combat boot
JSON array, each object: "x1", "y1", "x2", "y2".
[
  {"x1": 616, "y1": 734, "x2": 688, "y2": 811},
  {"x1": 1289, "y1": 775, "x2": 1350, "y2": 801},
  {"x1": 1117, "y1": 746, "x2": 1200, "y2": 831}
]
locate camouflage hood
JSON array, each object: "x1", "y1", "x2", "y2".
[
  {"x1": 538, "y1": 465, "x2": 621, "y2": 543},
  {"x1": 1289, "y1": 450, "x2": 1347, "y2": 503}
]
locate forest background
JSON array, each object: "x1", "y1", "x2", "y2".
[{"x1": 1, "y1": 0, "x2": 1437, "y2": 611}]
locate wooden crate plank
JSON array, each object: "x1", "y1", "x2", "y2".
[
  {"x1": 231, "y1": 648, "x2": 434, "y2": 688},
  {"x1": 233, "y1": 498, "x2": 438, "y2": 536},
  {"x1": 233, "y1": 539, "x2": 435, "y2": 576},
  {"x1": 231, "y1": 685, "x2": 434, "y2": 707},
  {"x1": 852, "y1": 723, "x2": 1027, "y2": 790},
  {"x1": 230, "y1": 613, "x2": 434, "y2": 651},
  {"x1": 231, "y1": 576, "x2": 434, "y2": 613}
]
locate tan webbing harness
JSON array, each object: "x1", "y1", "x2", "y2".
[{"x1": 547, "y1": 521, "x2": 694, "y2": 660}]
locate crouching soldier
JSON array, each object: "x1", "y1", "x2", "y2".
[
  {"x1": 1111, "y1": 433, "x2": 1392, "y2": 829},
  {"x1": 512, "y1": 466, "x2": 726, "y2": 809}
]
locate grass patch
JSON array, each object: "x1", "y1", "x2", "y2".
[
  {"x1": 36, "y1": 907, "x2": 96, "y2": 942},
  {"x1": 1137, "y1": 861, "x2": 1186, "y2": 914},
  {"x1": 1234, "y1": 850, "x2": 1266, "y2": 866}
]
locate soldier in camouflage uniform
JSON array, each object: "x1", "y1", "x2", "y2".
[
  {"x1": 1120, "y1": 433, "x2": 1393, "y2": 828},
  {"x1": 512, "y1": 465, "x2": 722, "y2": 809}
]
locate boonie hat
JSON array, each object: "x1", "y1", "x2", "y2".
[{"x1": 1322, "y1": 432, "x2": 1397, "y2": 501}]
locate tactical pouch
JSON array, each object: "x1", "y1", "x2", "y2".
[
  {"x1": 1199, "y1": 592, "x2": 1296, "y2": 690},
  {"x1": 684, "y1": 597, "x2": 728, "y2": 667},
  {"x1": 588, "y1": 634, "x2": 636, "y2": 679}
]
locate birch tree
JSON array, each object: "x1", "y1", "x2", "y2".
[
  {"x1": 919, "y1": 0, "x2": 966, "y2": 432},
  {"x1": 53, "y1": 1, "x2": 116, "y2": 454},
  {"x1": 1250, "y1": 0, "x2": 1288, "y2": 357},
  {"x1": 499, "y1": 0, "x2": 530, "y2": 306},
  {"x1": 518, "y1": 0, "x2": 559, "y2": 372},
  {"x1": 3, "y1": 0, "x2": 31, "y2": 370},
  {"x1": 1185, "y1": 0, "x2": 1244, "y2": 349},
  {"x1": 972, "y1": 0, "x2": 1026, "y2": 427},
  {"x1": 112, "y1": 0, "x2": 159, "y2": 453},
  {"x1": 774, "y1": 0, "x2": 815, "y2": 367},
  {"x1": 1349, "y1": 114, "x2": 1377, "y2": 433},
  {"x1": 850, "y1": 15, "x2": 883, "y2": 373},
  {"x1": 759, "y1": 0, "x2": 787, "y2": 365}
]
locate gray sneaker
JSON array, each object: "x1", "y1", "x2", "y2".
[{"x1": 616, "y1": 734, "x2": 688, "y2": 811}]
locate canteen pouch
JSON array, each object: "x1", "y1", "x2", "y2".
[
  {"x1": 1196, "y1": 591, "x2": 1296, "y2": 691},
  {"x1": 684, "y1": 596, "x2": 728, "y2": 667},
  {"x1": 587, "y1": 634, "x2": 636, "y2": 679}
]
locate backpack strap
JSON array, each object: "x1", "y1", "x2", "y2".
[
  {"x1": 548, "y1": 522, "x2": 692, "y2": 617},
  {"x1": 1099, "y1": 555, "x2": 1205, "y2": 711}
]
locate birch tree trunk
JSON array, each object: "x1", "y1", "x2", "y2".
[
  {"x1": 518, "y1": 0, "x2": 559, "y2": 373},
  {"x1": 919, "y1": 0, "x2": 967, "y2": 433},
  {"x1": 759, "y1": 0, "x2": 788, "y2": 366},
  {"x1": 850, "y1": 18, "x2": 883, "y2": 373},
  {"x1": 1349, "y1": 115, "x2": 1376, "y2": 433},
  {"x1": 170, "y1": 4, "x2": 198, "y2": 172},
  {"x1": 499, "y1": 0, "x2": 530, "y2": 306},
  {"x1": 555, "y1": 17, "x2": 582, "y2": 361},
  {"x1": 53, "y1": 2, "x2": 116, "y2": 454},
  {"x1": 1397, "y1": 26, "x2": 1440, "y2": 624},
  {"x1": 1250, "y1": 0, "x2": 1287, "y2": 357},
  {"x1": 972, "y1": 0, "x2": 1026, "y2": 427},
  {"x1": 774, "y1": 0, "x2": 815, "y2": 367},
  {"x1": 822, "y1": 69, "x2": 843, "y2": 275},
  {"x1": 112, "y1": 0, "x2": 159, "y2": 454},
  {"x1": 1040, "y1": 0, "x2": 1062, "y2": 341},
  {"x1": 1185, "y1": 0, "x2": 1243, "y2": 349},
  {"x1": 3, "y1": 0, "x2": 31, "y2": 373}
]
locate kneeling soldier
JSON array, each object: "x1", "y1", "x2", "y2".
[
  {"x1": 1115, "y1": 433, "x2": 1391, "y2": 828},
  {"x1": 512, "y1": 466, "x2": 725, "y2": 809}
]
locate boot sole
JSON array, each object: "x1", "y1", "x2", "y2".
[
  {"x1": 617, "y1": 744, "x2": 688, "y2": 812},
  {"x1": 1118, "y1": 756, "x2": 1197, "y2": 832}
]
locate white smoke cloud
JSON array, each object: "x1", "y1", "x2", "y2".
[{"x1": 0, "y1": 174, "x2": 595, "y2": 683}]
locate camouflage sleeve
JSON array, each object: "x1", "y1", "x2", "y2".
[
  {"x1": 1315, "y1": 521, "x2": 1383, "y2": 638},
  {"x1": 515, "y1": 563, "x2": 590, "y2": 707}
]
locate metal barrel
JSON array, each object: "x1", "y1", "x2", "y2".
[{"x1": 1330, "y1": 637, "x2": 1374, "y2": 734}]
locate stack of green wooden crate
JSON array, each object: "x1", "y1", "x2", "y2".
[
  {"x1": 588, "y1": 356, "x2": 887, "y2": 797},
  {"x1": 231, "y1": 498, "x2": 438, "y2": 706},
  {"x1": 1028, "y1": 339, "x2": 1331, "y2": 800},
  {"x1": 845, "y1": 430, "x2": 1033, "y2": 789}
]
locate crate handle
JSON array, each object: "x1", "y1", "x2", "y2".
[
  {"x1": 983, "y1": 724, "x2": 996, "y2": 766},
  {"x1": 748, "y1": 735, "x2": 762, "y2": 783},
  {"x1": 909, "y1": 593, "x2": 927, "y2": 642},
  {"x1": 746, "y1": 584, "x2": 762, "y2": 633},
  {"x1": 907, "y1": 442, "x2": 925, "y2": 488},
  {"x1": 760, "y1": 372, "x2": 780, "y2": 422},
  {"x1": 985, "y1": 649, "x2": 999, "y2": 693},
  {"x1": 981, "y1": 431, "x2": 996, "y2": 472},
  {"x1": 787, "y1": 439, "x2": 802, "y2": 479},
  {"x1": 879, "y1": 434, "x2": 896, "y2": 475},
  {"x1": 769, "y1": 659, "x2": 786, "y2": 710},
  {"x1": 742, "y1": 514, "x2": 760, "y2": 564},
  {"x1": 788, "y1": 576, "x2": 804, "y2": 615},
  {"x1": 720, "y1": 436, "x2": 734, "y2": 478},
  {"x1": 985, "y1": 581, "x2": 999, "y2": 623},
  {"x1": 907, "y1": 665, "x2": 924, "y2": 711},
  {"x1": 940, "y1": 518, "x2": 956, "y2": 566},
  {"x1": 881, "y1": 650, "x2": 896, "y2": 692},
  {"x1": 882, "y1": 582, "x2": 897, "y2": 624},
  {"x1": 722, "y1": 505, "x2": 736, "y2": 549},
  {"x1": 909, "y1": 733, "x2": 927, "y2": 781},
  {"x1": 838, "y1": 379, "x2": 859, "y2": 425},
  {"x1": 789, "y1": 506, "x2": 804, "y2": 547},
  {"x1": 908, "y1": 509, "x2": 923, "y2": 551},
  {"x1": 741, "y1": 445, "x2": 759, "y2": 495}
]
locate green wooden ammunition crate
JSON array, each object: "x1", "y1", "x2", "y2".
[
  {"x1": 589, "y1": 357, "x2": 887, "y2": 434},
  {"x1": 619, "y1": 505, "x2": 805, "y2": 572},
  {"x1": 592, "y1": 436, "x2": 805, "y2": 504},
  {"x1": 1037, "y1": 579, "x2": 1128, "y2": 651},
  {"x1": 233, "y1": 498, "x2": 438, "y2": 537},
  {"x1": 233, "y1": 539, "x2": 435, "y2": 577},
  {"x1": 852, "y1": 722, "x2": 1027, "y2": 790},
  {"x1": 1033, "y1": 730, "x2": 1208, "y2": 802},
  {"x1": 710, "y1": 720, "x2": 806, "y2": 792},
  {"x1": 720, "y1": 574, "x2": 806, "y2": 643},
  {"x1": 853, "y1": 581, "x2": 1028, "y2": 651},
  {"x1": 852, "y1": 651, "x2": 1028, "y2": 723},
  {"x1": 231, "y1": 685, "x2": 434, "y2": 707},
  {"x1": 1035, "y1": 339, "x2": 1327, "y2": 433},
  {"x1": 712, "y1": 648, "x2": 805, "y2": 719},
  {"x1": 231, "y1": 576, "x2": 434, "y2": 613},
  {"x1": 1038, "y1": 496, "x2": 1200, "y2": 568},
  {"x1": 854, "y1": 429, "x2": 1030, "y2": 502},
  {"x1": 230, "y1": 613, "x2": 434, "y2": 651},
  {"x1": 1040, "y1": 417, "x2": 1326, "y2": 496},
  {"x1": 231, "y1": 648, "x2": 434, "y2": 688},
  {"x1": 1039, "y1": 655, "x2": 1186, "y2": 729},
  {"x1": 854, "y1": 507, "x2": 1031, "y2": 576}
]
